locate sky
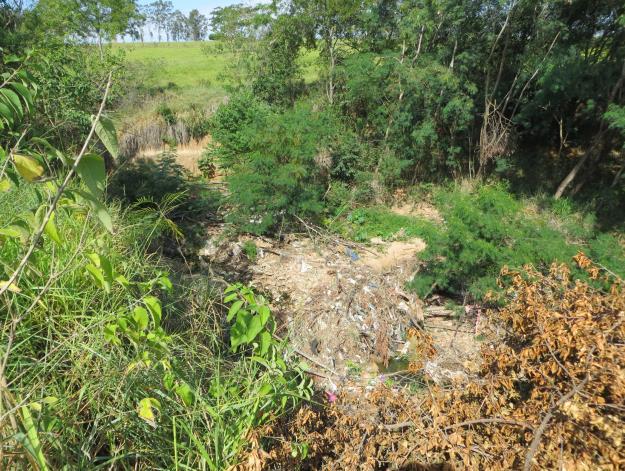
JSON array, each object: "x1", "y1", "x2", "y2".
[{"x1": 171, "y1": 0, "x2": 259, "y2": 16}]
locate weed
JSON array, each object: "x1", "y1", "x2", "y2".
[{"x1": 243, "y1": 240, "x2": 258, "y2": 261}]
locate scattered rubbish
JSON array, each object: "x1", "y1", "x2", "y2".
[{"x1": 345, "y1": 247, "x2": 359, "y2": 261}]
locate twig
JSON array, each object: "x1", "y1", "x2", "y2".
[
  {"x1": 293, "y1": 215, "x2": 378, "y2": 256},
  {"x1": 523, "y1": 377, "x2": 589, "y2": 471},
  {"x1": 273, "y1": 334, "x2": 342, "y2": 379},
  {"x1": 379, "y1": 421, "x2": 414, "y2": 432},
  {"x1": 445, "y1": 417, "x2": 534, "y2": 431}
]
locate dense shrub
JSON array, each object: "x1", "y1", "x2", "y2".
[
  {"x1": 199, "y1": 93, "x2": 271, "y2": 173},
  {"x1": 411, "y1": 184, "x2": 625, "y2": 300},
  {"x1": 31, "y1": 42, "x2": 126, "y2": 149},
  {"x1": 206, "y1": 96, "x2": 364, "y2": 233},
  {"x1": 109, "y1": 147, "x2": 189, "y2": 204},
  {"x1": 337, "y1": 52, "x2": 475, "y2": 180}
]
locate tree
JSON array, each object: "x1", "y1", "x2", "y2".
[
  {"x1": 148, "y1": 0, "x2": 173, "y2": 42},
  {"x1": 126, "y1": 4, "x2": 147, "y2": 42},
  {"x1": 209, "y1": 3, "x2": 274, "y2": 86},
  {"x1": 187, "y1": 9, "x2": 208, "y2": 41},
  {"x1": 169, "y1": 9, "x2": 188, "y2": 42},
  {"x1": 35, "y1": 0, "x2": 140, "y2": 54},
  {"x1": 289, "y1": 0, "x2": 362, "y2": 104}
]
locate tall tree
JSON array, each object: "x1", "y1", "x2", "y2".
[
  {"x1": 148, "y1": 0, "x2": 173, "y2": 42},
  {"x1": 187, "y1": 8, "x2": 208, "y2": 41},
  {"x1": 169, "y1": 9, "x2": 188, "y2": 41}
]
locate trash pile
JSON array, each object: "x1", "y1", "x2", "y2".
[{"x1": 198, "y1": 225, "x2": 482, "y2": 386}]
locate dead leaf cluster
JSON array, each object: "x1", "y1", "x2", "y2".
[{"x1": 252, "y1": 254, "x2": 624, "y2": 470}]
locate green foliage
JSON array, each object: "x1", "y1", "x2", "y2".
[
  {"x1": 34, "y1": 0, "x2": 140, "y2": 45},
  {"x1": 200, "y1": 92, "x2": 270, "y2": 173},
  {"x1": 330, "y1": 206, "x2": 437, "y2": 243},
  {"x1": 410, "y1": 184, "x2": 625, "y2": 300},
  {"x1": 338, "y1": 52, "x2": 475, "y2": 178},
  {"x1": 242, "y1": 240, "x2": 258, "y2": 261},
  {"x1": 109, "y1": 146, "x2": 186, "y2": 202},
  {"x1": 30, "y1": 41, "x2": 125, "y2": 149},
  {"x1": 209, "y1": 97, "x2": 358, "y2": 233},
  {"x1": 0, "y1": 54, "x2": 311, "y2": 468}
]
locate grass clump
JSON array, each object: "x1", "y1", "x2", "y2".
[{"x1": 328, "y1": 206, "x2": 437, "y2": 243}]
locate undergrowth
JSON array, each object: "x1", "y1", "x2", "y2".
[
  {"x1": 0, "y1": 187, "x2": 310, "y2": 469},
  {"x1": 330, "y1": 183, "x2": 625, "y2": 301}
]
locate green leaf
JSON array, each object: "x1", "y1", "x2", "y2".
[
  {"x1": 43, "y1": 211, "x2": 62, "y2": 245},
  {"x1": 158, "y1": 275, "x2": 172, "y2": 292},
  {"x1": 0, "y1": 225, "x2": 29, "y2": 244},
  {"x1": 76, "y1": 153, "x2": 106, "y2": 197},
  {"x1": 227, "y1": 300, "x2": 243, "y2": 322},
  {"x1": 0, "y1": 102, "x2": 14, "y2": 127},
  {"x1": 231, "y1": 310, "x2": 252, "y2": 349},
  {"x1": 143, "y1": 296, "x2": 162, "y2": 328},
  {"x1": 132, "y1": 306, "x2": 149, "y2": 331},
  {"x1": 75, "y1": 189, "x2": 113, "y2": 232},
  {"x1": 259, "y1": 331, "x2": 272, "y2": 356},
  {"x1": 258, "y1": 305, "x2": 271, "y2": 327},
  {"x1": 174, "y1": 382, "x2": 194, "y2": 407},
  {"x1": 9, "y1": 82, "x2": 33, "y2": 111},
  {"x1": 94, "y1": 115, "x2": 119, "y2": 159},
  {"x1": 13, "y1": 154, "x2": 44, "y2": 182},
  {"x1": 246, "y1": 314, "x2": 264, "y2": 343},
  {"x1": 104, "y1": 324, "x2": 121, "y2": 346},
  {"x1": 137, "y1": 398, "x2": 160, "y2": 428},
  {"x1": 223, "y1": 292, "x2": 238, "y2": 303},
  {"x1": 115, "y1": 274, "x2": 130, "y2": 288},
  {"x1": 258, "y1": 382, "x2": 272, "y2": 396},
  {"x1": 0, "y1": 88, "x2": 23, "y2": 121},
  {"x1": 86, "y1": 264, "x2": 109, "y2": 293},
  {"x1": 85, "y1": 253, "x2": 114, "y2": 292}
]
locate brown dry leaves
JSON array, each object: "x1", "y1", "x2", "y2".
[{"x1": 245, "y1": 254, "x2": 624, "y2": 470}]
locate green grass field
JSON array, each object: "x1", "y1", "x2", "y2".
[
  {"x1": 114, "y1": 41, "x2": 319, "y2": 122},
  {"x1": 113, "y1": 41, "x2": 230, "y2": 124},
  {"x1": 116, "y1": 41, "x2": 229, "y2": 91}
]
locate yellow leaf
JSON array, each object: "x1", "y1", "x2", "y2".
[
  {"x1": 137, "y1": 397, "x2": 160, "y2": 428},
  {"x1": 0, "y1": 280, "x2": 21, "y2": 293},
  {"x1": 13, "y1": 154, "x2": 44, "y2": 182}
]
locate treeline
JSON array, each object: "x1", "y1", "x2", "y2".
[
  {"x1": 11, "y1": 0, "x2": 210, "y2": 45},
  {"x1": 202, "y1": 0, "x2": 625, "y2": 233}
]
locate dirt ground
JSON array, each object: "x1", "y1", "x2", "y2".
[{"x1": 198, "y1": 224, "x2": 483, "y2": 390}]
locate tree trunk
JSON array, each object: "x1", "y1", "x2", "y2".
[
  {"x1": 554, "y1": 151, "x2": 591, "y2": 199},
  {"x1": 555, "y1": 59, "x2": 625, "y2": 198}
]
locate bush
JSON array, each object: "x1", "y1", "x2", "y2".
[
  {"x1": 330, "y1": 206, "x2": 437, "y2": 243},
  {"x1": 199, "y1": 93, "x2": 271, "y2": 174},
  {"x1": 410, "y1": 184, "x2": 625, "y2": 300},
  {"x1": 0, "y1": 186, "x2": 310, "y2": 469},
  {"x1": 208, "y1": 96, "x2": 360, "y2": 234},
  {"x1": 109, "y1": 146, "x2": 188, "y2": 205}
]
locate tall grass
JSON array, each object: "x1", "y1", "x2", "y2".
[{"x1": 0, "y1": 187, "x2": 308, "y2": 469}]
